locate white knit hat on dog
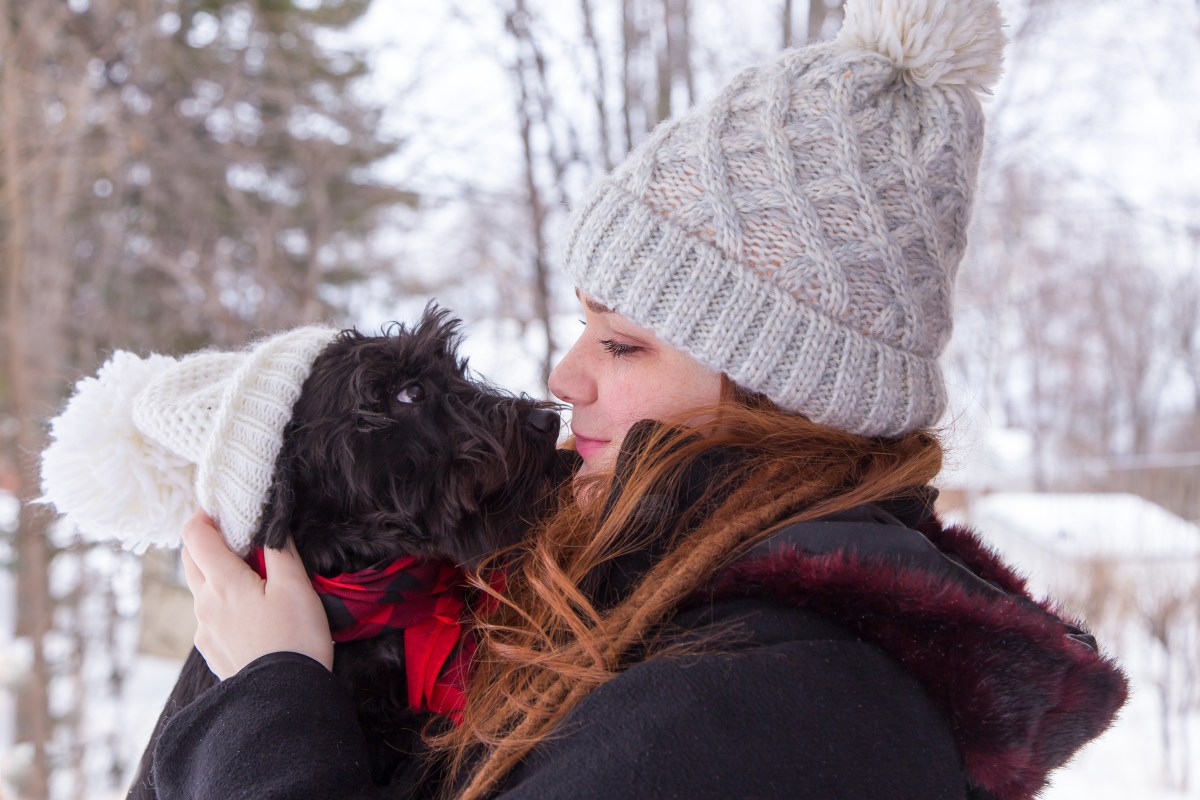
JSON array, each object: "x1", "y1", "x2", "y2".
[
  {"x1": 563, "y1": 0, "x2": 1005, "y2": 436},
  {"x1": 40, "y1": 326, "x2": 338, "y2": 554}
]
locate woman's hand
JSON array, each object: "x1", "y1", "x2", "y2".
[{"x1": 180, "y1": 510, "x2": 334, "y2": 679}]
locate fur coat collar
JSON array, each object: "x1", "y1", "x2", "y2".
[
  {"x1": 707, "y1": 497, "x2": 1128, "y2": 800},
  {"x1": 587, "y1": 425, "x2": 1128, "y2": 800}
]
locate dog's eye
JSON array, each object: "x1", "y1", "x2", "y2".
[{"x1": 395, "y1": 382, "x2": 425, "y2": 404}]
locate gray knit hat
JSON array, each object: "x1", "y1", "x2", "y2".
[{"x1": 563, "y1": 0, "x2": 1005, "y2": 437}]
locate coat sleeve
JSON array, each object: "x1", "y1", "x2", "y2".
[
  {"x1": 495, "y1": 637, "x2": 965, "y2": 800},
  {"x1": 151, "y1": 652, "x2": 395, "y2": 800}
]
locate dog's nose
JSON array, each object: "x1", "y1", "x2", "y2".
[{"x1": 526, "y1": 408, "x2": 560, "y2": 438}]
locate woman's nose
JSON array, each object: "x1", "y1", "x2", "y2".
[{"x1": 548, "y1": 340, "x2": 592, "y2": 406}]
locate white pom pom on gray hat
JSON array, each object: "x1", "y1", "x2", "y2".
[
  {"x1": 40, "y1": 326, "x2": 339, "y2": 554},
  {"x1": 563, "y1": 0, "x2": 1006, "y2": 437},
  {"x1": 837, "y1": 0, "x2": 1006, "y2": 90}
]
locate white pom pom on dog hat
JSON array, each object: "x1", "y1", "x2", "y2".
[
  {"x1": 40, "y1": 326, "x2": 338, "y2": 555},
  {"x1": 39, "y1": 351, "x2": 194, "y2": 551}
]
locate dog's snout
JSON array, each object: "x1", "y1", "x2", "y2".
[{"x1": 526, "y1": 408, "x2": 560, "y2": 438}]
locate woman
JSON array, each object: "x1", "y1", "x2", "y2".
[{"x1": 159, "y1": 1, "x2": 1127, "y2": 798}]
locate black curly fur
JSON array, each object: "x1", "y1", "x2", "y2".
[{"x1": 128, "y1": 305, "x2": 562, "y2": 798}]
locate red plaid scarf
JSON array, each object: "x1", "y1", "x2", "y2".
[{"x1": 247, "y1": 548, "x2": 473, "y2": 719}]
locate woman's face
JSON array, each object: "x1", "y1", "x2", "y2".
[{"x1": 548, "y1": 290, "x2": 722, "y2": 477}]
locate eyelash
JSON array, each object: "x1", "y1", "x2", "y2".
[{"x1": 599, "y1": 339, "x2": 640, "y2": 358}]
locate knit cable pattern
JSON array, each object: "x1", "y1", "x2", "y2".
[{"x1": 564, "y1": 0, "x2": 1003, "y2": 437}]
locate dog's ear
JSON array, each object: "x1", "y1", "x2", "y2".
[
  {"x1": 415, "y1": 302, "x2": 466, "y2": 362},
  {"x1": 255, "y1": 435, "x2": 300, "y2": 552}
]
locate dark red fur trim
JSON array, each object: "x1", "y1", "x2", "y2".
[
  {"x1": 708, "y1": 523, "x2": 1128, "y2": 800},
  {"x1": 916, "y1": 517, "x2": 1033, "y2": 598}
]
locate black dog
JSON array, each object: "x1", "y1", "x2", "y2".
[{"x1": 129, "y1": 306, "x2": 563, "y2": 798}]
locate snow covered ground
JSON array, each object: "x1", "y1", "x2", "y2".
[
  {"x1": 959, "y1": 494, "x2": 1200, "y2": 799},
  {"x1": 108, "y1": 655, "x2": 182, "y2": 798},
  {"x1": 1042, "y1": 679, "x2": 1197, "y2": 800},
  {"x1": 1034, "y1": 594, "x2": 1199, "y2": 800}
]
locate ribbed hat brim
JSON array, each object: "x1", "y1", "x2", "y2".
[{"x1": 564, "y1": 180, "x2": 946, "y2": 438}]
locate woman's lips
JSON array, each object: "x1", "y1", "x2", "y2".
[{"x1": 573, "y1": 434, "x2": 609, "y2": 460}]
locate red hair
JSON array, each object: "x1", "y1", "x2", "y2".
[{"x1": 431, "y1": 380, "x2": 943, "y2": 797}]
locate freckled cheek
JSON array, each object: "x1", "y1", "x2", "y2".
[
  {"x1": 597, "y1": 372, "x2": 649, "y2": 429},
  {"x1": 631, "y1": 378, "x2": 688, "y2": 425}
]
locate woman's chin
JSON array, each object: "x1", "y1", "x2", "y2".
[{"x1": 571, "y1": 456, "x2": 617, "y2": 504}]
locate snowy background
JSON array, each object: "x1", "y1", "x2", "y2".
[{"x1": 3, "y1": 0, "x2": 1199, "y2": 797}]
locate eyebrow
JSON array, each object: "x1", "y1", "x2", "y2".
[{"x1": 575, "y1": 288, "x2": 613, "y2": 314}]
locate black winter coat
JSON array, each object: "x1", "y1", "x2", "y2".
[{"x1": 149, "y1": 455, "x2": 1127, "y2": 800}]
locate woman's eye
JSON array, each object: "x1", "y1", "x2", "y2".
[
  {"x1": 395, "y1": 383, "x2": 425, "y2": 404},
  {"x1": 599, "y1": 339, "x2": 640, "y2": 358}
]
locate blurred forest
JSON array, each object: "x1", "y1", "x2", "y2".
[{"x1": 1, "y1": 0, "x2": 1198, "y2": 798}]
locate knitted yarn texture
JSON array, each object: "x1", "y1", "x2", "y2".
[
  {"x1": 563, "y1": 0, "x2": 1006, "y2": 437},
  {"x1": 40, "y1": 326, "x2": 338, "y2": 555}
]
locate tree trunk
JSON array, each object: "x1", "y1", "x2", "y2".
[
  {"x1": 656, "y1": 0, "x2": 673, "y2": 124},
  {"x1": 621, "y1": 0, "x2": 637, "y2": 152},
  {"x1": 679, "y1": 0, "x2": 693, "y2": 106},
  {"x1": 580, "y1": 0, "x2": 614, "y2": 170},
  {"x1": 1, "y1": 2, "x2": 53, "y2": 796},
  {"x1": 509, "y1": 1, "x2": 556, "y2": 389},
  {"x1": 807, "y1": 0, "x2": 827, "y2": 42}
]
